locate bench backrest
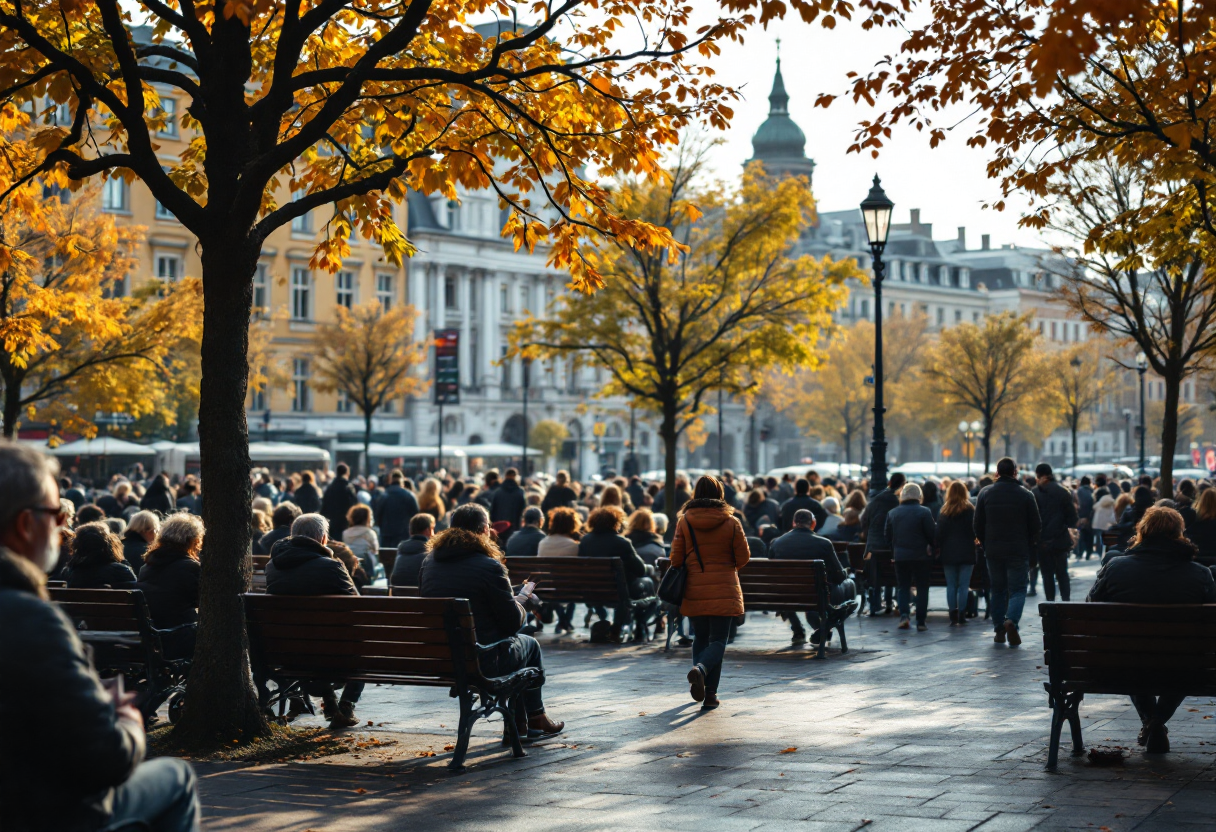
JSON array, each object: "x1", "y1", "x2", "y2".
[
  {"x1": 49, "y1": 587, "x2": 152, "y2": 635},
  {"x1": 243, "y1": 594, "x2": 477, "y2": 689},
  {"x1": 378, "y1": 547, "x2": 398, "y2": 576},
  {"x1": 252, "y1": 554, "x2": 270, "y2": 571},
  {"x1": 504, "y1": 556, "x2": 628, "y2": 604},
  {"x1": 846, "y1": 542, "x2": 867, "y2": 572},
  {"x1": 1101, "y1": 530, "x2": 1121, "y2": 548},
  {"x1": 738, "y1": 558, "x2": 828, "y2": 612},
  {"x1": 1040, "y1": 602, "x2": 1216, "y2": 696}
]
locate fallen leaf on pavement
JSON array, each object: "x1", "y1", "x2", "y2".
[{"x1": 778, "y1": 747, "x2": 797, "y2": 754}]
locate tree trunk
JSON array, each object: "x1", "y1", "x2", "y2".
[
  {"x1": 1159, "y1": 372, "x2": 1181, "y2": 499},
  {"x1": 171, "y1": 238, "x2": 270, "y2": 748},
  {"x1": 660, "y1": 406, "x2": 679, "y2": 539},
  {"x1": 1, "y1": 366, "x2": 21, "y2": 438},
  {"x1": 981, "y1": 422, "x2": 993, "y2": 473},
  {"x1": 843, "y1": 425, "x2": 852, "y2": 465},
  {"x1": 1071, "y1": 415, "x2": 1079, "y2": 472},
  {"x1": 363, "y1": 407, "x2": 373, "y2": 478}
]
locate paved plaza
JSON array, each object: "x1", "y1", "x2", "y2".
[{"x1": 197, "y1": 561, "x2": 1216, "y2": 831}]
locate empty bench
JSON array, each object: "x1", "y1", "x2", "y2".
[
  {"x1": 50, "y1": 587, "x2": 192, "y2": 721},
  {"x1": 503, "y1": 556, "x2": 657, "y2": 639},
  {"x1": 1039, "y1": 601, "x2": 1216, "y2": 769},
  {"x1": 243, "y1": 594, "x2": 540, "y2": 772}
]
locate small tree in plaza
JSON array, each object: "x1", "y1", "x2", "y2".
[
  {"x1": 514, "y1": 154, "x2": 857, "y2": 513},
  {"x1": 528, "y1": 419, "x2": 568, "y2": 474},
  {"x1": 312, "y1": 303, "x2": 428, "y2": 474},
  {"x1": 919, "y1": 313, "x2": 1052, "y2": 472},
  {"x1": 1047, "y1": 345, "x2": 1117, "y2": 472},
  {"x1": 0, "y1": 162, "x2": 201, "y2": 438}
]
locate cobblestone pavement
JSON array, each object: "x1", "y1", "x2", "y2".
[{"x1": 198, "y1": 560, "x2": 1216, "y2": 831}]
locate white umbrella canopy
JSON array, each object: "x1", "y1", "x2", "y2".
[{"x1": 48, "y1": 437, "x2": 157, "y2": 456}]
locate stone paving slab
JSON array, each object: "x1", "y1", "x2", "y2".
[{"x1": 196, "y1": 560, "x2": 1216, "y2": 830}]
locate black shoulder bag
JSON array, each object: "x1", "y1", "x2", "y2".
[{"x1": 657, "y1": 520, "x2": 703, "y2": 606}]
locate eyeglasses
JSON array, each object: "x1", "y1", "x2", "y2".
[{"x1": 27, "y1": 506, "x2": 69, "y2": 527}]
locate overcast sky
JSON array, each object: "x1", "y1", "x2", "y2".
[{"x1": 697, "y1": 17, "x2": 1047, "y2": 251}]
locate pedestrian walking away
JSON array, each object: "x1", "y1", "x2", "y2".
[{"x1": 974, "y1": 457, "x2": 1042, "y2": 647}]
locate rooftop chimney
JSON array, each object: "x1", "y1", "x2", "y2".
[
  {"x1": 909, "y1": 208, "x2": 921, "y2": 226},
  {"x1": 957, "y1": 226, "x2": 966, "y2": 251},
  {"x1": 981, "y1": 234, "x2": 990, "y2": 251}
]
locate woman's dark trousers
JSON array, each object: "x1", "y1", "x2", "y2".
[{"x1": 690, "y1": 615, "x2": 733, "y2": 695}]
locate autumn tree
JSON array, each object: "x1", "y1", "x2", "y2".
[
  {"x1": 768, "y1": 312, "x2": 924, "y2": 466},
  {"x1": 515, "y1": 154, "x2": 855, "y2": 511},
  {"x1": 1047, "y1": 345, "x2": 1116, "y2": 471},
  {"x1": 919, "y1": 313, "x2": 1048, "y2": 471},
  {"x1": 312, "y1": 302, "x2": 427, "y2": 473},
  {"x1": 528, "y1": 419, "x2": 568, "y2": 473},
  {"x1": 0, "y1": 0, "x2": 852, "y2": 745},
  {"x1": 0, "y1": 166, "x2": 201, "y2": 438}
]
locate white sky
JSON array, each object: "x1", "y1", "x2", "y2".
[{"x1": 697, "y1": 17, "x2": 1047, "y2": 250}]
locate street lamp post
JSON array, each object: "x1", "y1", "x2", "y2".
[
  {"x1": 860, "y1": 175, "x2": 894, "y2": 495},
  {"x1": 959, "y1": 420, "x2": 982, "y2": 476},
  {"x1": 1122, "y1": 408, "x2": 1133, "y2": 457},
  {"x1": 1136, "y1": 352, "x2": 1148, "y2": 475}
]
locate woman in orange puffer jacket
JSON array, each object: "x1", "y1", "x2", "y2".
[{"x1": 669, "y1": 475, "x2": 750, "y2": 710}]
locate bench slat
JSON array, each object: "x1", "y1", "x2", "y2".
[
  {"x1": 257, "y1": 638, "x2": 476, "y2": 661},
  {"x1": 248, "y1": 621, "x2": 461, "y2": 645},
  {"x1": 1057, "y1": 619, "x2": 1216, "y2": 638},
  {"x1": 1050, "y1": 651, "x2": 1216, "y2": 670},
  {"x1": 244, "y1": 595, "x2": 458, "y2": 613},
  {"x1": 260, "y1": 653, "x2": 456, "y2": 676},
  {"x1": 1057, "y1": 634, "x2": 1216, "y2": 654}
]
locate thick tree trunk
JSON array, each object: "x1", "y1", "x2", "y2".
[
  {"x1": 981, "y1": 422, "x2": 993, "y2": 473},
  {"x1": 171, "y1": 238, "x2": 269, "y2": 747},
  {"x1": 1159, "y1": 373, "x2": 1181, "y2": 500},
  {"x1": 661, "y1": 406, "x2": 679, "y2": 537}
]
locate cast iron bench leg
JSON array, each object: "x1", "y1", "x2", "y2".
[
  {"x1": 1047, "y1": 691, "x2": 1065, "y2": 770},
  {"x1": 449, "y1": 692, "x2": 476, "y2": 773},
  {"x1": 504, "y1": 695, "x2": 527, "y2": 759},
  {"x1": 1067, "y1": 692, "x2": 1085, "y2": 757}
]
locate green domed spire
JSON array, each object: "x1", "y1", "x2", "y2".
[{"x1": 749, "y1": 54, "x2": 814, "y2": 181}]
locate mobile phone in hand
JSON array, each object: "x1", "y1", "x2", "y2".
[{"x1": 520, "y1": 580, "x2": 537, "y2": 598}]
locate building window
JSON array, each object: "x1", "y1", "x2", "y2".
[
  {"x1": 292, "y1": 358, "x2": 311, "y2": 412},
  {"x1": 500, "y1": 283, "x2": 511, "y2": 313},
  {"x1": 954, "y1": 309, "x2": 962, "y2": 324},
  {"x1": 1050, "y1": 321, "x2": 1057, "y2": 340},
  {"x1": 291, "y1": 267, "x2": 311, "y2": 320},
  {"x1": 519, "y1": 284, "x2": 530, "y2": 313},
  {"x1": 155, "y1": 198, "x2": 175, "y2": 221},
  {"x1": 936, "y1": 307, "x2": 945, "y2": 326},
  {"x1": 376, "y1": 273, "x2": 394, "y2": 312},
  {"x1": 447, "y1": 200, "x2": 460, "y2": 230},
  {"x1": 250, "y1": 385, "x2": 265, "y2": 412},
  {"x1": 291, "y1": 192, "x2": 313, "y2": 233},
  {"x1": 253, "y1": 263, "x2": 269, "y2": 312},
  {"x1": 156, "y1": 97, "x2": 178, "y2": 138},
  {"x1": 155, "y1": 254, "x2": 181, "y2": 283},
  {"x1": 445, "y1": 276, "x2": 458, "y2": 309},
  {"x1": 336, "y1": 270, "x2": 355, "y2": 309},
  {"x1": 973, "y1": 311, "x2": 980, "y2": 323},
  {"x1": 381, "y1": 399, "x2": 395, "y2": 415},
  {"x1": 336, "y1": 389, "x2": 352, "y2": 413},
  {"x1": 102, "y1": 177, "x2": 128, "y2": 212},
  {"x1": 860, "y1": 299, "x2": 870, "y2": 319},
  {"x1": 500, "y1": 344, "x2": 510, "y2": 390}
]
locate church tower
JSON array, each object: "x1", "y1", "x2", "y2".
[{"x1": 747, "y1": 53, "x2": 815, "y2": 182}]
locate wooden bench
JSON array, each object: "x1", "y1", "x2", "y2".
[
  {"x1": 655, "y1": 557, "x2": 856, "y2": 658},
  {"x1": 1101, "y1": 530, "x2": 1121, "y2": 550},
  {"x1": 243, "y1": 594, "x2": 541, "y2": 772},
  {"x1": 503, "y1": 556, "x2": 657, "y2": 639},
  {"x1": 1039, "y1": 602, "x2": 1216, "y2": 769},
  {"x1": 866, "y1": 549, "x2": 987, "y2": 616},
  {"x1": 50, "y1": 588, "x2": 191, "y2": 721},
  {"x1": 378, "y1": 547, "x2": 399, "y2": 577}
]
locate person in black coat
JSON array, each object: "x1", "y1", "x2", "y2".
[
  {"x1": 826, "y1": 507, "x2": 862, "y2": 542},
  {"x1": 0, "y1": 448, "x2": 198, "y2": 832},
  {"x1": 859, "y1": 472, "x2": 905, "y2": 616},
  {"x1": 1074, "y1": 477, "x2": 1095, "y2": 559},
  {"x1": 418, "y1": 503, "x2": 564, "y2": 739},
  {"x1": 974, "y1": 458, "x2": 1041, "y2": 646},
  {"x1": 1114, "y1": 486, "x2": 1154, "y2": 550},
  {"x1": 136, "y1": 513, "x2": 203, "y2": 659},
  {"x1": 742, "y1": 488, "x2": 781, "y2": 534},
  {"x1": 121, "y1": 510, "x2": 159, "y2": 573},
  {"x1": 778, "y1": 478, "x2": 828, "y2": 532},
  {"x1": 1186, "y1": 487, "x2": 1216, "y2": 564},
  {"x1": 390, "y1": 514, "x2": 434, "y2": 587},
  {"x1": 625, "y1": 476, "x2": 647, "y2": 511},
  {"x1": 62, "y1": 522, "x2": 138, "y2": 589},
  {"x1": 489, "y1": 468, "x2": 528, "y2": 539},
  {"x1": 1032, "y1": 463, "x2": 1079, "y2": 601},
  {"x1": 266, "y1": 513, "x2": 362, "y2": 728},
  {"x1": 377, "y1": 470, "x2": 420, "y2": 548},
  {"x1": 1088, "y1": 506, "x2": 1216, "y2": 753},
  {"x1": 769, "y1": 510, "x2": 857, "y2": 643},
  {"x1": 138, "y1": 474, "x2": 176, "y2": 515},
  {"x1": 320, "y1": 463, "x2": 358, "y2": 539},
  {"x1": 540, "y1": 471, "x2": 579, "y2": 520},
  {"x1": 291, "y1": 470, "x2": 323, "y2": 514},
  {"x1": 934, "y1": 481, "x2": 977, "y2": 625},
  {"x1": 504, "y1": 507, "x2": 545, "y2": 556},
  {"x1": 578, "y1": 505, "x2": 655, "y2": 640},
  {"x1": 884, "y1": 484, "x2": 936, "y2": 631},
  {"x1": 259, "y1": 501, "x2": 302, "y2": 556}
]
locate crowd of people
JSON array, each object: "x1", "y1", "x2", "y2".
[{"x1": 7, "y1": 439, "x2": 1216, "y2": 831}]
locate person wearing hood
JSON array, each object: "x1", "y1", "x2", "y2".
[
  {"x1": 670, "y1": 475, "x2": 750, "y2": 711},
  {"x1": 1088, "y1": 506, "x2": 1216, "y2": 753},
  {"x1": 0, "y1": 442, "x2": 200, "y2": 832},
  {"x1": 62, "y1": 522, "x2": 138, "y2": 590},
  {"x1": 266, "y1": 514, "x2": 362, "y2": 728},
  {"x1": 418, "y1": 503, "x2": 565, "y2": 741},
  {"x1": 138, "y1": 473, "x2": 176, "y2": 516},
  {"x1": 137, "y1": 513, "x2": 203, "y2": 659},
  {"x1": 490, "y1": 467, "x2": 528, "y2": 542}
]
